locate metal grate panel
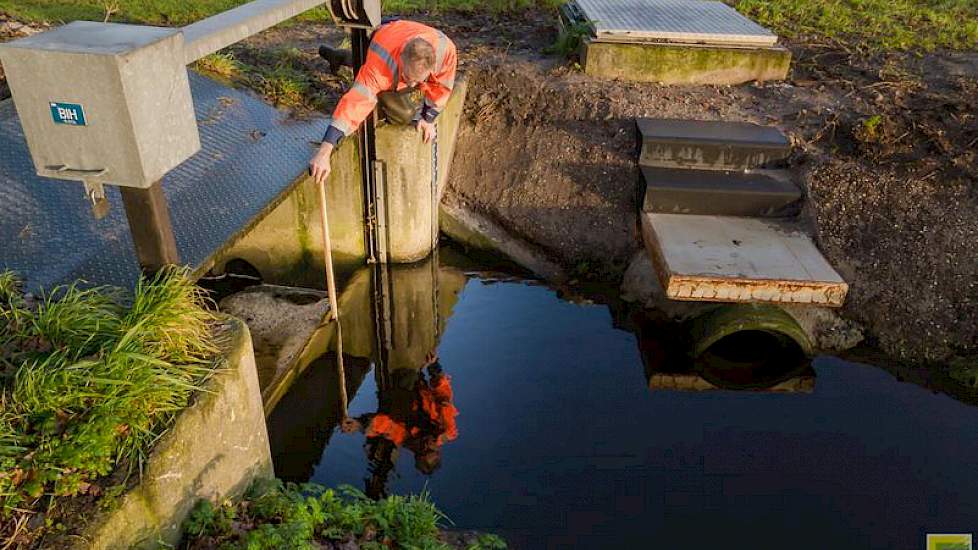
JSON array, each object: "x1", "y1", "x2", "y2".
[
  {"x1": 0, "y1": 72, "x2": 326, "y2": 291},
  {"x1": 575, "y1": 0, "x2": 778, "y2": 47}
]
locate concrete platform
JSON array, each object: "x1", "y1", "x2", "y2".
[
  {"x1": 637, "y1": 118, "x2": 790, "y2": 170},
  {"x1": 581, "y1": 40, "x2": 791, "y2": 85},
  {"x1": 641, "y1": 166, "x2": 802, "y2": 217},
  {"x1": 564, "y1": 0, "x2": 791, "y2": 85},
  {"x1": 574, "y1": 0, "x2": 778, "y2": 47},
  {"x1": 641, "y1": 213, "x2": 848, "y2": 306}
]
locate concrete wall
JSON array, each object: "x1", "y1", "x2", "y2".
[
  {"x1": 68, "y1": 318, "x2": 273, "y2": 550},
  {"x1": 374, "y1": 77, "x2": 468, "y2": 263},
  {"x1": 212, "y1": 77, "x2": 468, "y2": 283},
  {"x1": 582, "y1": 40, "x2": 791, "y2": 85},
  {"x1": 212, "y1": 135, "x2": 367, "y2": 288}
]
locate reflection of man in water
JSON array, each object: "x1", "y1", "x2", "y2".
[{"x1": 341, "y1": 351, "x2": 458, "y2": 499}]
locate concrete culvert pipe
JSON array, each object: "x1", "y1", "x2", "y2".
[{"x1": 687, "y1": 304, "x2": 813, "y2": 390}]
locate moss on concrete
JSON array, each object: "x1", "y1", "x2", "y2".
[
  {"x1": 688, "y1": 303, "x2": 813, "y2": 358},
  {"x1": 582, "y1": 40, "x2": 791, "y2": 85},
  {"x1": 211, "y1": 135, "x2": 367, "y2": 287}
]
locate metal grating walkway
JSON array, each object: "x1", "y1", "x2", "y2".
[
  {"x1": 0, "y1": 72, "x2": 325, "y2": 291},
  {"x1": 574, "y1": 0, "x2": 778, "y2": 47}
]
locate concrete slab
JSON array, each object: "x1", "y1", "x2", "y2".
[
  {"x1": 182, "y1": 0, "x2": 325, "y2": 63},
  {"x1": 581, "y1": 39, "x2": 791, "y2": 86},
  {"x1": 574, "y1": 0, "x2": 778, "y2": 47},
  {"x1": 637, "y1": 118, "x2": 790, "y2": 170},
  {"x1": 641, "y1": 213, "x2": 848, "y2": 306},
  {"x1": 641, "y1": 166, "x2": 801, "y2": 217}
]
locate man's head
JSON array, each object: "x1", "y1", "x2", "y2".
[{"x1": 401, "y1": 37, "x2": 435, "y2": 87}]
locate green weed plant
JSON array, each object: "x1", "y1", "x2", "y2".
[{"x1": 184, "y1": 480, "x2": 508, "y2": 550}]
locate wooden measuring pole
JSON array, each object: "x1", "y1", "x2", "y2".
[
  {"x1": 119, "y1": 181, "x2": 180, "y2": 274},
  {"x1": 317, "y1": 177, "x2": 349, "y2": 418}
]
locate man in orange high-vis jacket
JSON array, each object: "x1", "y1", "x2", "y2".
[{"x1": 308, "y1": 20, "x2": 458, "y2": 186}]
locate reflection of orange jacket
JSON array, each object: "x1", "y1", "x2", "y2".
[
  {"x1": 325, "y1": 20, "x2": 458, "y2": 144},
  {"x1": 366, "y1": 374, "x2": 458, "y2": 447},
  {"x1": 418, "y1": 375, "x2": 458, "y2": 444}
]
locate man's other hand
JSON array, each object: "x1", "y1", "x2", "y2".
[
  {"x1": 417, "y1": 119, "x2": 436, "y2": 144},
  {"x1": 309, "y1": 143, "x2": 334, "y2": 186}
]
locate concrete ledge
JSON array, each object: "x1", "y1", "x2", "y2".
[
  {"x1": 582, "y1": 40, "x2": 791, "y2": 85},
  {"x1": 440, "y1": 199, "x2": 568, "y2": 283},
  {"x1": 68, "y1": 318, "x2": 273, "y2": 549}
]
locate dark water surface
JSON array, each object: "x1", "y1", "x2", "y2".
[{"x1": 269, "y1": 274, "x2": 978, "y2": 549}]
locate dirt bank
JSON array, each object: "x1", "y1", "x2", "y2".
[{"x1": 434, "y1": 12, "x2": 978, "y2": 365}]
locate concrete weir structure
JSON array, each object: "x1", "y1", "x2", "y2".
[
  {"x1": 212, "y1": 77, "x2": 469, "y2": 284},
  {"x1": 562, "y1": 0, "x2": 791, "y2": 85}
]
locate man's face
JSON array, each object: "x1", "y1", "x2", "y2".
[{"x1": 402, "y1": 65, "x2": 432, "y2": 88}]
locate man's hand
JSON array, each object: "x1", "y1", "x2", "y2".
[
  {"x1": 341, "y1": 417, "x2": 362, "y2": 434},
  {"x1": 416, "y1": 119, "x2": 436, "y2": 144},
  {"x1": 309, "y1": 143, "x2": 334, "y2": 186}
]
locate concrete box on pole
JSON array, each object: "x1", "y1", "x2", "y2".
[{"x1": 0, "y1": 21, "x2": 199, "y2": 188}]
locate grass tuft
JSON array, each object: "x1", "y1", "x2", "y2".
[{"x1": 194, "y1": 52, "x2": 241, "y2": 79}]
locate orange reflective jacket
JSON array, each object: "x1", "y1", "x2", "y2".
[{"x1": 325, "y1": 20, "x2": 457, "y2": 144}]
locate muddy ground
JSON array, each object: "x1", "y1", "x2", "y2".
[{"x1": 1, "y1": 10, "x2": 975, "y2": 367}]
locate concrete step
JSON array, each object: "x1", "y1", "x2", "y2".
[
  {"x1": 641, "y1": 166, "x2": 802, "y2": 217},
  {"x1": 637, "y1": 118, "x2": 790, "y2": 171},
  {"x1": 641, "y1": 213, "x2": 848, "y2": 306}
]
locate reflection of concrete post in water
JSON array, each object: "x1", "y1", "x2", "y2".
[{"x1": 329, "y1": 255, "x2": 467, "y2": 373}]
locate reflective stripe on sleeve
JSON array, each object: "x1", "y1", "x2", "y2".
[
  {"x1": 351, "y1": 81, "x2": 377, "y2": 102},
  {"x1": 328, "y1": 117, "x2": 354, "y2": 136},
  {"x1": 435, "y1": 31, "x2": 448, "y2": 69}
]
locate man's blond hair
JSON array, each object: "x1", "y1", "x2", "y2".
[{"x1": 402, "y1": 37, "x2": 435, "y2": 78}]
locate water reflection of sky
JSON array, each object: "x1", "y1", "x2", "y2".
[{"x1": 301, "y1": 279, "x2": 978, "y2": 549}]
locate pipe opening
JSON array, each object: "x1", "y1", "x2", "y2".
[{"x1": 695, "y1": 328, "x2": 808, "y2": 390}]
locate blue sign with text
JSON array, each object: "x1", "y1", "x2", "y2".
[{"x1": 49, "y1": 102, "x2": 87, "y2": 126}]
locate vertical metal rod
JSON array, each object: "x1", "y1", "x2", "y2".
[
  {"x1": 119, "y1": 181, "x2": 180, "y2": 274},
  {"x1": 352, "y1": 27, "x2": 382, "y2": 264},
  {"x1": 317, "y1": 177, "x2": 348, "y2": 418}
]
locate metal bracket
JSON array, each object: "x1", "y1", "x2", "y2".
[{"x1": 83, "y1": 179, "x2": 110, "y2": 220}]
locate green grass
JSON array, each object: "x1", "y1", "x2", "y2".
[
  {"x1": 0, "y1": 0, "x2": 558, "y2": 26},
  {"x1": 0, "y1": 268, "x2": 219, "y2": 528},
  {"x1": 194, "y1": 47, "x2": 327, "y2": 109},
  {"x1": 183, "y1": 480, "x2": 508, "y2": 550},
  {"x1": 732, "y1": 0, "x2": 978, "y2": 51}
]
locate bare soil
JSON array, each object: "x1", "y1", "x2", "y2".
[{"x1": 0, "y1": 10, "x2": 974, "y2": 366}]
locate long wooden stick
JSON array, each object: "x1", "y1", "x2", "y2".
[{"x1": 317, "y1": 178, "x2": 349, "y2": 419}]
